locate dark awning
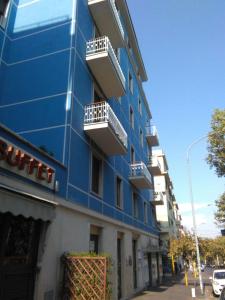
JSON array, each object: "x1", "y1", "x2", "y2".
[{"x1": 0, "y1": 184, "x2": 57, "y2": 221}]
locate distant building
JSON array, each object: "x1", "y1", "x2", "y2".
[{"x1": 151, "y1": 149, "x2": 182, "y2": 274}]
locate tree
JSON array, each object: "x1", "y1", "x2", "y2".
[
  {"x1": 206, "y1": 109, "x2": 225, "y2": 177},
  {"x1": 215, "y1": 192, "x2": 225, "y2": 227},
  {"x1": 169, "y1": 233, "x2": 196, "y2": 265}
]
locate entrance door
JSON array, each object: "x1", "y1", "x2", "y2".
[
  {"x1": 148, "y1": 253, "x2": 152, "y2": 287},
  {"x1": 156, "y1": 253, "x2": 160, "y2": 285},
  {"x1": 132, "y1": 240, "x2": 137, "y2": 289},
  {"x1": 0, "y1": 213, "x2": 42, "y2": 300},
  {"x1": 117, "y1": 238, "x2": 122, "y2": 299}
]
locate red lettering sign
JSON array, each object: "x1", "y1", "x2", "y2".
[{"x1": 0, "y1": 138, "x2": 55, "y2": 185}]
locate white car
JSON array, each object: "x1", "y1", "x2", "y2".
[{"x1": 210, "y1": 269, "x2": 225, "y2": 296}]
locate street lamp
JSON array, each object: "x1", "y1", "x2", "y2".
[{"x1": 186, "y1": 135, "x2": 208, "y2": 296}]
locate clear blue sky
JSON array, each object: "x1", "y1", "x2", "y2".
[{"x1": 128, "y1": 0, "x2": 225, "y2": 237}]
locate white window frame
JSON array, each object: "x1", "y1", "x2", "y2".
[
  {"x1": 0, "y1": 0, "x2": 10, "y2": 29},
  {"x1": 91, "y1": 152, "x2": 103, "y2": 197}
]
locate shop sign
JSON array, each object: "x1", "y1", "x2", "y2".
[{"x1": 0, "y1": 137, "x2": 55, "y2": 189}]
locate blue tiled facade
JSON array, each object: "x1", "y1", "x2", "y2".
[{"x1": 0, "y1": 0, "x2": 158, "y2": 235}]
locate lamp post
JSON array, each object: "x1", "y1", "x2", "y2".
[{"x1": 186, "y1": 135, "x2": 208, "y2": 295}]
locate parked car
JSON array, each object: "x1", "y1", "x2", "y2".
[
  {"x1": 220, "y1": 287, "x2": 225, "y2": 300},
  {"x1": 210, "y1": 269, "x2": 225, "y2": 296}
]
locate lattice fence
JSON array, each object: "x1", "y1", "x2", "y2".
[{"x1": 63, "y1": 255, "x2": 108, "y2": 300}]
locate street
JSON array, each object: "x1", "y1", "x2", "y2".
[{"x1": 132, "y1": 268, "x2": 217, "y2": 300}]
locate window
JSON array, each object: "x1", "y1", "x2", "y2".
[
  {"x1": 89, "y1": 234, "x2": 99, "y2": 253},
  {"x1": 116, "y1": 176, "x2": 123, "y2": 209},
  {"x1": 129, "y1": 72, "x2": 133, "y2": 94},
  {"x1": 130, "y1": 146, "x2": 135, "y2": 164},
  {"x1": 132, "y1": 192, "x2": 138, "y2": 218},
  {"x1": 140, "y1": 128, "x2": 143, "y2": 147},
  {"x1": 94, "y1": 89, "x2": 102, "y2": 103},
  {"x1": 91, "y1": 154, "x2": 103, "y2": 196},
  {"x1": 138, "y1": 97, "x2": 142, "y2": 115},
  {"x1": 129, "y1": 106, "x2": 134, "y2": 129},
  {"x1": 0, "y1": 0, "x2": 9, "y2": 28},
  {"x1": 144, "y1": 202, "x2": 148, "y2": 223}
]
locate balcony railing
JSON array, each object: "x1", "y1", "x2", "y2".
[
  {"x1": 152, "y1": 192, "x2": 164, "y2": 205},
  {"x1": 84, "y1": 101, "x2": 127, "y2": 150},
  {"x1": 86, "y1": 36, "x2": 125, "y2": 88},
  {"x1": 110, "y1": 0, "x2": 124, "y2": 39},
  {"x1": 129, "y1": 162, "x2": 153, "y2": 189},
  {"x1": 147, "y1": 155, "x2": 162, "y2": 176},
  {"x1": 146, "y1": 125, "x2": 159, "y2": 147},
  {"x1": 86, "y1": 36, "x2": 126, "y2": 98}
]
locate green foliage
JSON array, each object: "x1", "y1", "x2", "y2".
[
  {"x1": 215, "y1": 192, "x2": 225, "y2": 227},
  {"x1": 199, "y1": 237, "x2": 225, "y2": 264},
  {"x1": 169, "y1": 232, "x2": 196, "y2": 264},
  {"x1": 206, "y1": 109, "x2": 225, "y2": 177}
]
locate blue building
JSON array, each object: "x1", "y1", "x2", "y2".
[{"x1": 0, "y1": 0, "x2": 162, "y2": 299}]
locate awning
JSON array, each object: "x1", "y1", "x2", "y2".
[{"x1": 0, "y1": 184, "x2": 57, "y2": 221}]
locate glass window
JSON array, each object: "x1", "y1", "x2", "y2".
[
  {"x1": 130, "y1": 146, "x2": 135, "y2": 164},
  {"x1": 129, "y1": 72, "x2": 133, "y2": 94},
  {"x1": 140, "y1": 128, "x2": 143, "y2": 147},
  {"x1": 89, "y1": 234, "x2": 99, "y2": 254},
  {"x1": 138, "y1": 97, "x2": 142, "y2": 115},
  {"x1": 116, "y1": 176, "x2": 123, "y2": 209},
  {"x1": 0, "y1": 0, "x2": 10, "y2": 28},
  {"x1": 144, "y1": 202, "x2": 148, "y2": 223},
  {"x1": 91, "y1": 154, "x2": 103, "y2": 196},
  {"x1": 130, "y1": 106, "x2": 134, "y2": 129},
  {"x1": 132, "y1": 192, "x2": 138, "y2": 219}
]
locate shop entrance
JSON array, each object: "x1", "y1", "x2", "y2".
[{"x1": 0, "y1": 212, "x2": 42, "y2": 300}]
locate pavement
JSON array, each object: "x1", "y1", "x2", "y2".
[{"x1": 131, "y1": 271, "x2": 215, "y2": 300}]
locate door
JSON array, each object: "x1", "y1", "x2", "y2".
[
  {"x1": 132, "y1": 240, "x2": 137, "y2": 289},
  {"x1": 117, "y1": 238, "x2": 122, "y2": 299},
  {"x1": 0, "y1": 213, "x2": 42, "y2": 300},
  {"x1": 156, "y1": 253, "x2": 160, "y2": 285},
  {"x1": 148, "y1": 253, "x2": 152, "y2": 287}
]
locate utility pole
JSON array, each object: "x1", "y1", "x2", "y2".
[{"x1": 186, "y1": 135, "x2": 208, "y2": 296}]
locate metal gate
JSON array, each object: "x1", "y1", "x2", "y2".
[{"x1": 0, "y1": 213, "x2": 42, "y2": 300}]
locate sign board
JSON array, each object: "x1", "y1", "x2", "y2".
[{"x1": 0, "y1": 137, "x2": 55, "y2": 190}]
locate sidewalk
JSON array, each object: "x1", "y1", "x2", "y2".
[{"x1": 131, "y1": 273, "x2": 213, "y2": 300}]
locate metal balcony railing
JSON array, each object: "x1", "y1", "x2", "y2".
[
  {"x1": 146, "y1": 125, "x2": 158, "y2": 137},
  {"x1": 110, "y1": 0, "x2": 124, "y2": 38},
  {"x1": 154, "y1": 192, "x2": 163, "y2": 202},
  {"x1": 84, "y1": 101, "x2": 127, "y2": 149},
  {"x1": 86, "y1": 36, "x2": 125, "y2": 88},
  {"x1": 130, "y1": 162, "x2": 152, "y2": 183},
  {"x1": 148, "y1": 155, "x2": 161, "y2": 169}
]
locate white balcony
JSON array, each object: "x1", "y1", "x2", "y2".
[
  {"x1": 147, "y1": 156, "x2": 162, "y2": 176},
  {"x1": 129, "y1": 162, "x2": 153, "y2": 189},
  {"x1": 152, "y1": 192, "x2": 164, "y2": 205},
  {"x1": 146, "y1": 125, "x2": 159, "y2": 147},
  {"x1": 86, "y1": 36, "x2": 126, "y2": 98},
  {"x1": 88, "y1": 0, "x2": 124, "y2": 48},
  {"x1": 84, "y1": 101, "x2": 127, "y2": 155}
]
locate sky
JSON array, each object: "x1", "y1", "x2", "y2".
[{"x1": 127, "y1": 0, "x2": 225, "y2": 237}]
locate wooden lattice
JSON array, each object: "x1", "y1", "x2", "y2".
[{"x1": 63, "y1": 256, "x2": 107, "y2": 300}]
